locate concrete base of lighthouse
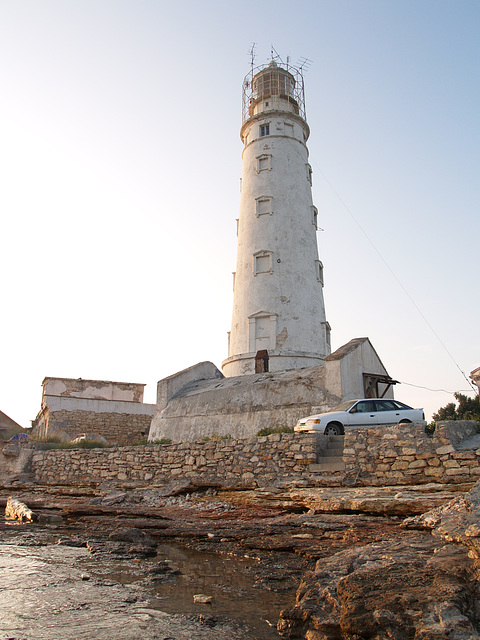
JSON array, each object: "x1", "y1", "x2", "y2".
[
  {"x1": 222, "y1": 350, "x2": 326, "y2": 377},
  {"x1": 148, "y1": 338, "x2": 394, "y2": 443}
]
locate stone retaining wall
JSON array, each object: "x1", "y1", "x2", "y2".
[
  {"x1": 31, "y1": 433, "x2": 326, "y2": 486},
  {"x1": 12, "y1": 421, "x2": 480, "y2": 488},
  {"x1": 342, "y1": 420, "x2": 480, "y2": 486}
]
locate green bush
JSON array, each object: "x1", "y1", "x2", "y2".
[
  {"x1": 30, "y1": 435, "x2": 63, "y2": 444},
  {"x1": 60, "y1": 440, "x2": 108, "y2": 449},
  {"x1": 425, "y1": 422, "x2": 436, "y2": 435},
  {"x1": 256, "y1": 425, "x2": 294, "y2": 436},
  {"x1": 432, "y1": 393, "x2": 480, "y2": 423},
  {"x1": 134, "y1": 438, "x2": 172, "y2": 445},
  {"x1": 31, "y1": 438, "x2": 109, "y2": 450}
]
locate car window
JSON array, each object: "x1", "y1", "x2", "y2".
[
  {"x1": 392, "y1": 400, "x2": 413, "y2": 410},
  {"x1": 333, "y1": 400, "x2": 358, "y2": 412},
  {"x1": 375, "y1": 400, "x2": 397, "y2": 411},
  {"x1": 354, "y1": 401, "x2": 376, "y2": 413}
]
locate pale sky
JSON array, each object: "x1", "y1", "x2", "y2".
[{"x1": 1, "y1": 0, "x2": 479, "y2": 427}]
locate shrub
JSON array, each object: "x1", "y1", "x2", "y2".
[
  {"x1": 432, "y1": 393, "x2": 480, "y2": 423},
  {"x1": 31, "y1": 438, "x2": 109, "y2": 450},
  {"x1": 132, "y1": 438, "x2": 172, "y2": 445},
  {"x1": 256, "y1": 425, "x2": 294, "y2": 436}
]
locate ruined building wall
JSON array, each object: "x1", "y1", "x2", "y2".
[{"x1": 32, "y1": 377, "x2": 155, "y2": 445}]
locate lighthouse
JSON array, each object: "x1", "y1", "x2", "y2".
[
  {"x1": 222, "y1": 59, "x2": 331, "y2": 377},
  {"x1": 148, "y1": 58, "x2": 394, "y2": 443}
]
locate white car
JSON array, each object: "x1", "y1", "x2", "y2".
[{"x1": 294, "y1": 399, "x2": 426, "y2": 436}]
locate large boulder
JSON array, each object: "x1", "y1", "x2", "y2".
[{"x1": 278, "y1": 481, "x2": 480, "y2": 639}]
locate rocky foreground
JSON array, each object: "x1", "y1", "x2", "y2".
[{"x1": 2, "y1": 479, "x2": 480, "y2": 639}]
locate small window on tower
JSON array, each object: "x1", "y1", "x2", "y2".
[
  {"x1": 256, "y1": 196, "x2": 273, "y2": 216},
  {"x1": 253, "y1": 251, "x2": 273, "y2": 275},
  {"x1": 256, "y1": 154, "x2": 272, "y2": 172},
  {"x1": 315, "y1": 260, "x2": 324, "y2": 285},
  {"x1": 311, "y1": 206, "x2": 318, "y2": 229},
  {"x1": 306, "y1": 164, "x2": 313, "y2": 185},
  {"x1": 324, "y1": 321, "x2": 331, "y2": 352},
  {"x1": 260, "y1": 124, "x2": 270, "y2": 137}
]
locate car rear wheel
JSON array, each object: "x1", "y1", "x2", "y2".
[
  {"x1": 324, "y1": 422, "x2": 343, "y2": 436},
  {"x1": 399, "y1": 419, "x2": 412, "y2": 424}
]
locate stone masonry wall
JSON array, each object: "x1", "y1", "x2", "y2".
[
  {"x1": 31, "y1": 433, "x2": 325, "y2": 486},
  {"x1": 44, "y1": 410, "x2": 153, "y2": 446},
  {"x1": 342, "y1": 421, "x2": 480, "y2": 486},
  {"x1": 24, "y1": 421, "x2": 480, "y2": 489}
]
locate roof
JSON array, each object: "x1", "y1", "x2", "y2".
[
  {"x1": 0, "y1": 410, "x2": 23, "y2": 431},
  {"x1": 324, "y1": 337, "x2": 371, "y2": 361},
  {"x1": 0, "y1": 410, "x2": 27, "y2": 440}
]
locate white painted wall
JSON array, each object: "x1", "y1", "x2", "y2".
[
  {"x1": 223, "y1": 64, "x2": 329, "y2": 377},
  {"x1": 43, "y1": 396, "x2": 155, "y2": 415},
  {"x1": 43, "y1": 378, "x2": 144, "y2": 402},
  {"x1": 325, "y1": 339, "x2": 393, "y2": 400}
]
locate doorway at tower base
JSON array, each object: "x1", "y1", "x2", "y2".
[{"x1": 148, "y1": 338, "x2": 394, "y2": 443}]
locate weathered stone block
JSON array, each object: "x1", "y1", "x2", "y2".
[
  {"x1": 424, "y1": 467, "x2": 444, "y2": 477},
  {"x1": 445, "y1": 467, "x2": 470, "y2": 476},
  {"x1": 391, "y1": 462, "x2": 409, "y2": 470},
  {"x1": 408, "y1": 459, "x2": 427, "y2": 469},
  {"x1": 443, "y1": 460, "x2": 461, "y2": 469},
  {"x1": 436, "y1": 445, "x2": 455, "y2": 455}
]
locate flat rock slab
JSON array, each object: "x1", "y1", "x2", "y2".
[{"x1": 287, "y1": 483, "x2": 473, "y2": 515}]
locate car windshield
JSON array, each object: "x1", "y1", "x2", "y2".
[{"x1": 331, "y1": 400, "x2": 358, "y2": 412}]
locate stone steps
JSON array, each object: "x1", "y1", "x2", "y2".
[
  {"x1": 310, "y1": 461, "x2": 346, "y2": 472},
  {"x1": 310, "y1": 436, "x2": 345, "y2": 473}
]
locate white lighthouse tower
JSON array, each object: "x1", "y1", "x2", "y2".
[{"x1": 222, "y1": 58, "x2": 331, "y2": 377}]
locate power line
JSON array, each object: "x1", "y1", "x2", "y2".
[
  {"x1": 399, "y1": 381, "x2": 475, "y2": 395},
  {"x1": 313, "y1": 163, "x2": 477, "y2": 394}
]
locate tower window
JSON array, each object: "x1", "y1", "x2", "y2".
[
  {"x1": 256, "y1": 196, "x2": 273, "y2": 216},
  {"x1": 315, "y1": 260, "x2": 324, "y2": 285},
  {"x1": 260, "y1": 124, "x2": 270, "y2": 137},
  {"x1": 324, "y1": 321, "x2": 332, "y2": 352},
  {"x1": 248, "y1": 311, "x2": 277, "y2": 353},
  {"x1": 253, "y1": 250, "x2": 273, "y2": 275},
  {"x1": 256, "y1": 154, "x2": 272, "y2": 172},
  {"x1": 311, "y1": 206, "x2": 318, "y2": 229},
  {"x1": 306, "y1": 163, "x2": 313, "y2": 185}
]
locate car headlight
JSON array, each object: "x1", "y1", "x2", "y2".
[{"x1": 307, "y1": 418, "x2": 322, "y2": 426}]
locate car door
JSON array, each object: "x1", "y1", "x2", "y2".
[
  {"x1": 346, "y1": 400, "x2": 378, "y2": 427},
  {"x1": 372, "y1": 400, "x2": 401, "y2": 425}
]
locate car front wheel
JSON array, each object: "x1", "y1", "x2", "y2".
[{"x1": 324, "y1": 422, "x2": 343, "y2": 436}]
